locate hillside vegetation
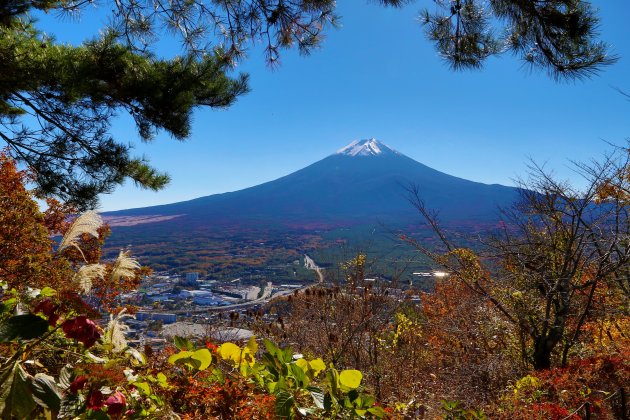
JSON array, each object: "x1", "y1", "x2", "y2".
[{"x1": 2, "y1": 150, "x2": 629, "y2": 419}]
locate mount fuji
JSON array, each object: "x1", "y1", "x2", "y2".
[{"x1": 107, "y1": 139, "x2": 519, "y2": 226}]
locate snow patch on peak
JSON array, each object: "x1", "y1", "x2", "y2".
[{"x1": 335, "y1": 139, "x2": 398, "y2": 157}]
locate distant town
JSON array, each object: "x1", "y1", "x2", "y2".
[{"x1": 117, "y1": 254, "x2": 446, "y2": 349}]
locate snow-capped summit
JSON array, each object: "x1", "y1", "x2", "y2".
[
  {"x1": 335, "y1": 139, "x2": 399, "y2": 157},
  {"x1": 110, "y1": 137, "x2": 520, "y2": 225}
]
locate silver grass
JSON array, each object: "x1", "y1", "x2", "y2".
[
  {"x1": 57, "y1": 211, "x2": 103, "y2": 258},
  {"x1": 86, "y1": 352, "x2": 106, "y2": 363},
  {"x1": 105, "y1": 309, "x2": 133, "y2": 352},
  {"x1": 110, "y1": 251, "x2": 140, "y2": 282},
  {"x1": 73, "y1": 264, "x2": 106, "y2": 294}
]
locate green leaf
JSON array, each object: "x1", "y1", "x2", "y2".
[
  {"x1": 267, "y1": 381, "x2": 278, "y2": 393},
  {"x1": 40, "y1": 287, "x2": 56, "y2": 297},
  {"x1": 339, "y1": 370, "x2": 362, "y2": 391},
  {"x1": 346, "y1": 389, "x2": 360, "y2": 402},
  {"x1": 276, "y1": 375, "x2": 288, "y2": 393},
  {"x1": 275, "y1": 390, "x2": 295, "y2": 419},
  {"x1": 190, "y1": 348, "x2": 212, "y2": 371},
  {"x1": 261, "y1": 352, "x2": 281, "y2": 378},
  {"x1": 0, "y1": 314, "x2": 49, "y2": 342},
  {"x1": 279, "y1": 347, "x2": 294, "y2": 364},
  {"x1": 134, "y1": 381, "x2": 151, "y2": 396},
  {"x1": 173, "y1": 336, "x2": 194, "y2": 351},
  {"x1": 0, "y1": 363, "x2": 36, "y2": 419},
  {"x1": 288, "y1": 363, "x2": 307, "y2": 388},
  {"x1": 0, "y1": 298, "x2": 16, "y2": 315},
  {"x1": 324, "y1": 393, "x2": 337, "y2": 412},
  {"x1": 264, "y1": 338, "x2": 278, "y2": 355},
  {"x1": 367, "y1": 406, "x2": 386, "y2": 418},
  {"x1": 343, "y1": 395, "x2": 356, "y2": 409},
  {"x1": 209, "y1": 368, "x2": 225, "y2": 384},
  {"x1": 156, "y1": 373, "x2": 168, "y2": 388},
  {"x1": 295, "y1": 358, "x2": 308, "y2": 371},
  {"x1": 326, "y1": 368, "x2": 340, "y2": 396},
  {"x1": 360, "y1": 394, "x2": 376, "y2": 408},
  {"x1": 31, "y1": 373, "x2": 61, "y2": 412}
]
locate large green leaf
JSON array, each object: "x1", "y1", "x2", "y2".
[
  {"x1": 0, "y1": 363, "x2": 36, "y2": 419},
  {"x1": 358, "y1": 394, "x2": 376, "y2": 408},
  {"x1": 275, "y1": 390, "x2": 295, "y2": 419},
  {"x1": 288, "y1": 363, "x2": 307, "y2": 388},
  {"x1": 31, "y1": 373, "x2": 61, "y2": 412},
  {"x1": 0, "y1": 314, "x2": 49, "y2": 342},
  {"x1": 296, "y1": 358, "x2": 326, "y2": 380},
  {"x1": 264, "y1": 338, "x2": 278, "y2": 355}
]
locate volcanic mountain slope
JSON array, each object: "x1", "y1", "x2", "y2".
[{"x1": 107, "y1": 139, "x2": 519, "y2": 227}]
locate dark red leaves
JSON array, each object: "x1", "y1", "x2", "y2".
[
  {"x1": 87, "y1": 390, "x2": 104, "y2": 410},
  {"x1": 33, "y1": 298, "x2": 60, "y2": 326},
  {"x1": 105, "y1": 391, "x2": 127, "y2": 415},
  {"x1": 69, "y1": 375, "x2": 89, "y2": 393},
  {"x1": 62, "y1": 315, "x2": 101, "y2": 348}
]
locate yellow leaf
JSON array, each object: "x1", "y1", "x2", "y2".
[
  {"x1": 191, "y1": 348, "x2": 212, "y2": 370},
  {"x1": 295, "y1": 358, "x2": 308, "y2": 371},
  {"x1": 167, "y1": 350, "x2": 193, "y2": 365},
  {"x1": 339, "y1": 370, "x2": 362, "y2": 390},
  {"x1": 246, "y1": 336, "x2": 258, "y2": 354},
  {"x1": 218, "y1": 342, "x2": 242, "y2": 362},
  {"x1": 309, "y1": 358, "x2": 326, "y2": 377}
]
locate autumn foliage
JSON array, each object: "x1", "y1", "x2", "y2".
[
  {"x1": 259, "y1": 149, "x2": 630, "y2": 418},
  {"x1": 2, "y1": 148, "x2": 630, "y2": 419},
  {"x1": 0, "y1": 153, "x2": 70, "y2": 291},
  {"x1": 0, "y1": 152, "x2": 387, "y2": 419}
]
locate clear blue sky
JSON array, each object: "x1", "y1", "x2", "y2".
[{"x1": 37, "y1": 1, "x2": 630, "y2": 211}]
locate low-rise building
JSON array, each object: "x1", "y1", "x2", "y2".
[{"x1": 136, "y1": 312, "x2": 177, "y2": 324}]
